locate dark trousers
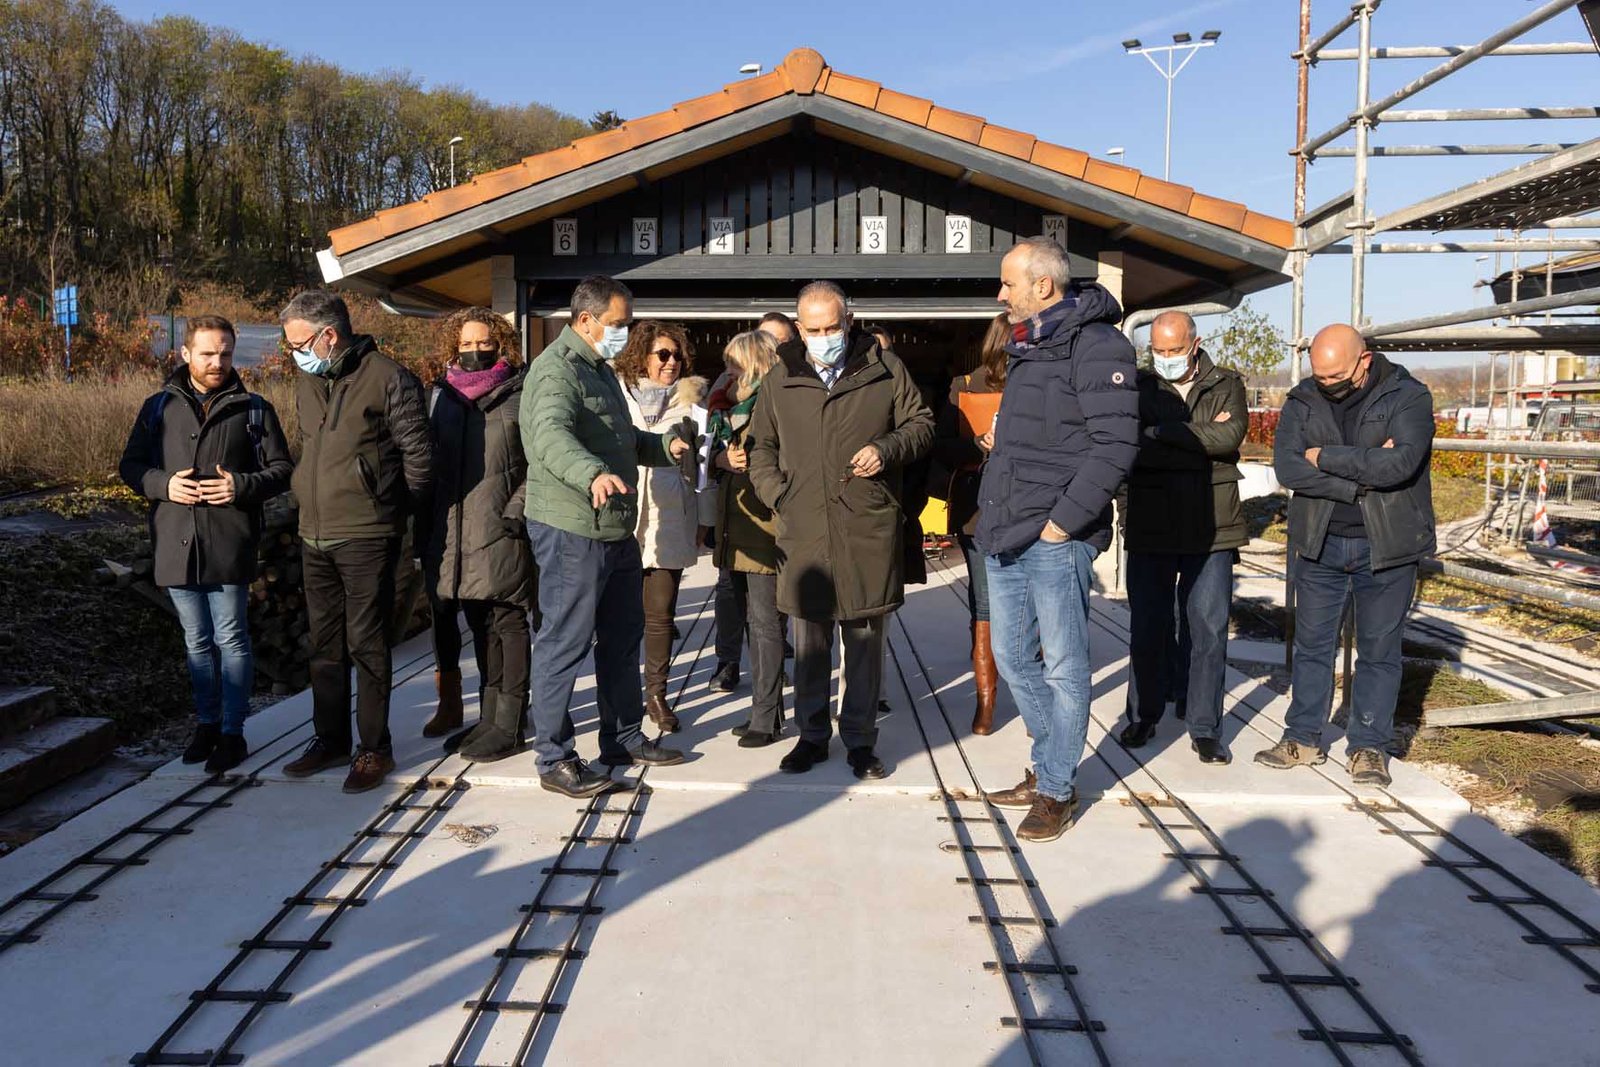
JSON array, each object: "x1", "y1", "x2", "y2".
[
  {"x1": 744, "y1": 572, "x2": 785, "y2": 733},
  {"x1": 463, "y1": 599, "x2": 531, "y2": 710},
  {"x1": 304, "y1": 537, "x2": 401, "y2": 754},
  {"x1": 956, "y1": 533, "x2": 991, "y2": 624},
  {"x1": 1285, "y1": 534, "x2": 1416, "y2": 755},
  {"x1": 714, "y1": 567, "x2": 746, "y2": 667},
  {"x1": 527, "y1": 522, "x2": 646, "y2": 772},
  {"x1": 642, "y1": 567, "x2": 684, "y2": 698},
  {"x1": 1128, "y1": 550, "x2": 1233, "y2": 740},
  {"x1": 431, "y1": 596, "x2": 471, "y2": 676},
  {"x1": 792, "y1": 616, "x2": 885, "y2": 750}
]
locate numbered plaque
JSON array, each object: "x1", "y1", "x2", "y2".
[
  {"x1": 633, "y1": 217, "x2": 658, "y2": 256},
  {"x1": 946, "y1": 215, "x2": 971, "y2": 254},
  {"x1": 553, "y1": 218, "x2": 577, "y2": 256},
  {"x1": 708, "y1": 216, "x2": 736, "y2": 255},
  {"x1": 861, "y1": 215, "x2": 888, "y2": 254},
  {"x1": 1043, "y1": 215, "x2": 1068, "y2": 250}
]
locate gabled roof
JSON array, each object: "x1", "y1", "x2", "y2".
[{"x1": 323, "y1": 47, "x2": 1292, "y2": 276}]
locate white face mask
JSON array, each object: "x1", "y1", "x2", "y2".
[
  {"x1": 805, "y1": 331, "x2": 847, "y2": 367},
  {"x1": 1153, "y1": 353, "x2": 1192, "y2": 382}
]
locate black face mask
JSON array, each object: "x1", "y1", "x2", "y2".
[
  {"x1": 1317, "y1": 376, "x2": 1357, "y2": 402},
  {"x1": 457, "y1": 347, "x2": 498, "y2": 372}
]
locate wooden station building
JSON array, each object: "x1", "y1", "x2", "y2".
[{"x1": 317, "y1": 48, "x2": 1294, "y2": 381}]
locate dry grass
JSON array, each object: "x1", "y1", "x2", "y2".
[
  {"x1": 0, "y1": 374, "x2": 299, "y2": 492},
  {"x1": 1410, "y1": 727, "x2": 1600, "y2": 884}
]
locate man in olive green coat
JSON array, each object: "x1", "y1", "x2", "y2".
[
  {"x1": 521, "y1": 275, "x2": 693, "y2": 798},
  {"x1": 747, "y1": 281, "x2": 934, "y2": 781}
]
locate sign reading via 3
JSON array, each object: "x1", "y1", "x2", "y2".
[
  {"x1": 633, "y1": 218, "x2": 658, "y2": 255},
  {"x1": 946, "y1": 215, "x2": 971, "y2": 254},
  {"x1": 861, "y1": 216, "x2": 888, "y2": 254},
  {"x1": 708, "y1": 217, "x2": 736, "y2": 255},
  {"x1": 553, "y1": 218, "x2": 577, "y2": 256},
  {"x1": 1043, "y1": 215, "x2": 1068, "y2": 250}
]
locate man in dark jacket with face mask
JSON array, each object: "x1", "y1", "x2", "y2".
[
  {"x1": 1120, "y1": 310, "x2": 1247, "y2": 765},
  {"x1": 976, "y1": 237, "x2": 1140, "y2": 843},
  {"x1": 120, "y1": 315, "x2": 293, "y2": 774},
  {"x1": 277, "y1": 290, "x2": 434, "y2": 795},
  {"x1": 1257, "y1": 324, "x2": 1434, "y2": 788}
]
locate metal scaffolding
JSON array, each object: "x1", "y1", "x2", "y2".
[{"x1": 1289, "y1": 0, "x2": 1600, "y2": 393}]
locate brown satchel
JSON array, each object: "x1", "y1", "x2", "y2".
[{"x1": 955, "y1": 385, "x2": 1001, "y2": 471}]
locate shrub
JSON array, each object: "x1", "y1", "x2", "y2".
[{"x1": 0, "y1": 296, "x2": 159, "y2": 380}]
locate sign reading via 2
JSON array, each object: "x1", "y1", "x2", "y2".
[
  {"x1": 708, "y1": 217, "x2": 735, "y2": 255},
  {"x1": 552, "y1": 218, "x2": 577, "y2": 256},
  {"x1": 861, "y1": 216, "x2": 888, "y2": 254},
  {"x1": 946, "y1": 215, "x2": 971, "y2": 254},
  {"x1": 633, "y1": 217, "x2": 658, "y2": 256}
]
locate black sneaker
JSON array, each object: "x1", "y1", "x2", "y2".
[
  {"x1": 183, "y1": 723, "x2": 221, "y2": 765},
  {"x1": 205, "y1": 733, "x2": 249, "y2": 774},
  {"x1": 708, "y1": 661, "x2": 740, "y2": 692}
]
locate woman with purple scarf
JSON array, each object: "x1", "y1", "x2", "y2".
[{"x1": 421, "y1": 307, "x2": 538, "y2": 762}]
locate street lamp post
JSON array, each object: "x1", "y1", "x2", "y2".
[
  {"x1": 739, "y1": 63, "x2": 762, "y2": 76},
  {"x1": 1122, "y1": 31, "x2": 1221, "y2": 181},
  {"x1": 448, "y1": 135, "x2": 464, "y2": 187}
]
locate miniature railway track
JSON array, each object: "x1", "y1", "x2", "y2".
[
  {"x1": 0, "y1": 638, "x2": 459, "y2": 957},
  {"x1": 433, "y1": 593, "x2": 714, "y2": 1067}
]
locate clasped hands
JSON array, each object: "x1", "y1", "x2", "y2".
[{"x1": 167, "y1": 467, "x2": 237, "y2": 506}]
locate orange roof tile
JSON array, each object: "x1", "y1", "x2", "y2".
[{"x1": 326, "y1": 47, "x2": 1293, "y2": 260}]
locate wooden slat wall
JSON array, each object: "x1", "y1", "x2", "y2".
[{"x1": 521, "y1": 133, "x2": 1070, "y2": 266}]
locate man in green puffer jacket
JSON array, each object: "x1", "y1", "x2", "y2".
[{"x1": 520, "y1": 275, "x2": 693, "y2": 797}]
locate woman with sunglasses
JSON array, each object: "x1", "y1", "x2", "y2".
[
  {"x1": 421, "y1": 307, "x2": 537, "y2": 761},
  {"x1": 616, "y1": 321, "x2": 712, "y2": 732}
]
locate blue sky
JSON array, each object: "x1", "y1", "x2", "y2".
[{"x1": 113, "y1": 1, "x2": 1599, "y2": 366}]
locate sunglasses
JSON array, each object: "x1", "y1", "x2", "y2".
[{"x1": 652, "y1": 349, "x2": 685, "y2": 363}]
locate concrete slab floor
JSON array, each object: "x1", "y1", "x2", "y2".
[{"x1": 1, "y1": 556, "x2": 1597, "y2": 1065}]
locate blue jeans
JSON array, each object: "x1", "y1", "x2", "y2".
[
  {"x1": 957, "y1": 534, "x2": 990, "y2": 623},
  {"x1": 986, "y1": 538, "x2": 1100, "y2": 800},
  {"x1": 1284, "y1": 535, "x2": 1417, "y2": 755},
  {"x1": 527, "y1": 521, "x2": 647, "y2": 773},
  {"x1": 1127, "y1": 550, "x2": 1233, "y2": 740},
  {"x1": 167, "y1": 584, "x2": 252, "y2": 735}
]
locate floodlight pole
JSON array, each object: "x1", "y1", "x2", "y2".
[{"x1": 1125, "y1": 34, "x2": 1221, "y2": 181}]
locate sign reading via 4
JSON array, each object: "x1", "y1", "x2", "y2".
[
  {"x1": 946, "y1": 215, "x2": 971, "y2": 254},
  {"x1": 633, "y1": 217, "x2": 658, "y2": 256},
  {"x1": 552, "y1": 218, "x2": 577, "y2": 256},
  {"x1": 708, "y1": 217, "x2": 735, "y2": 255},
  {"x1": 1043, "y1": 215, "x2": 1068, "y2": 250},
  {"x1": 860, "y1": 216, "x2": 888, "y2": 254}
]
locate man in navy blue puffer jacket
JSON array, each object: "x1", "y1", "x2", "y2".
[{"x1": 976, "y1": 237, "x2": 1140, "y2": 843}]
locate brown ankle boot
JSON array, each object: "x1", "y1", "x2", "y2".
[
  {"x1": 423, "y1": 669, "x2": 464, "y2": 738},
  {"x1": 645, "y1": 693, "x2": 680, "y2": 734},
  {"x1": 971, "y1": 620, "x2": 998, "y2": 736}
]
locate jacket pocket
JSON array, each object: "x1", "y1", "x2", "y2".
[{"x1": 354, "y1": 455, "x2": 381, "y2": 505}]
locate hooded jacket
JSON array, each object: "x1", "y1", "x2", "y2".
[{"x1": 975, "y1": 283, "x2": 1140, "y2": 556}]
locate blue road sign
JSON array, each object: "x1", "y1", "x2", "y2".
[{"x1": 53, "y1": 285, "x2": 78, "y2": 327}]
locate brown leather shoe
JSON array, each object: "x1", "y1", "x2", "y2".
[
  {"x1": 283, "y1": 737, "x2": 350, "y2": 779},
  {"x1": 423, "y1": 669, "x2": 464, "y2": 738},
  {"x1": 342, "y1": 749, "x2": 395, "y2": 794},
  {"x1": 1017, "y1": 792, "x2": 1078, "y2": 842},
  {"x1": 985, "y1": 768, "x2": 1036, "y2": 808},
  {"x1": 645, "y1": 693, "x2": 680, "y2": 733},
  {"x1": 971, "y1": 620, "x2": 998, "y2": 736}
]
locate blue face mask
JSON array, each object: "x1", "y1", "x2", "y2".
[
  {"x1": 291, "y1": 328, "x2": 335, "y2": 376},
  {"x1": 805, "y1": 331, "x2": 848, "y2": 367},
  {"x1": 595, "y1": 323, "x2": 629, "y2": 361},
  {"x1": 1153, "y1": 353, "x2": 1192, "y2": 382}
]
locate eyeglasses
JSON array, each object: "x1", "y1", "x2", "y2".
[{"x1": 652, "y1": 349, "x2": 685, "y2": 363}]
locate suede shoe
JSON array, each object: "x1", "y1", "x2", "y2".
[
  {"x1": 985, "y1": 769, "x2": 1037, "y2": 808},
  {"x1": 183, "y1": 723, "x2": 221, "y2": 765},
  {"x1": 540, "y1": 758, "x2": 617, "y2": 798},
  {"x1": 598, "y1": 738, "x2": 686, "y2": 767},
  {"x1": 708, "y1": 662, "x2": 739, "y2": 692},
  {"x1": 205, "y1": 733, "x2": 249, "y2": 775},
  {"x1": 1347, "y1": 748, "x2": 1392, "y2": 786},
  {"x1": 1253, "y1": 738, "x2": 1327, "y2": 770},
  {"x1": 1017, "y1": 792, "x2": 1078, "y2": 842},
  {"x1": 847, "y1": 747, "x2": 888, "y2": 780},
  {"x1": 342, "y1": 749, "x2": 395, "y2": 794},
  {"x1": 283, "y1": 737, "x2": 350, "y2": 779},
  {"x1": 778, "y1": 738, "x2": 829, "y2": 774},
  {"x1": 1119, "y1": 720, "x2": 1159, "y2": 748},
  {"x1": 1192, "y1": 737, "x2": 1231, "y2": 765}
]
